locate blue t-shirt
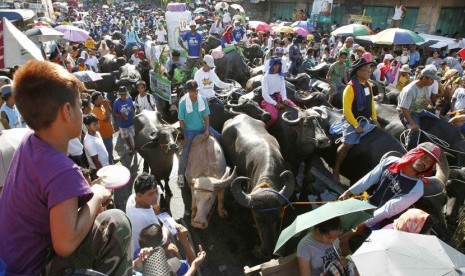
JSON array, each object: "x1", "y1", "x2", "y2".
[
  {"x1": 114, "y1": 97, "x2": 134, "y2": 128},
  {"x1": 178, "y1": 95, "x2": 210, "y2": 131},
  {"x1": 181, "y1": 32, "x2": 203, "y2": 57},
  {"x1": 232, "y1": 28, "x2": 244, "y2": 42}
]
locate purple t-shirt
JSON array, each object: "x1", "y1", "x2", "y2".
[{"x1": 0, "y1": 132, "x2": 93, "y2": 275}]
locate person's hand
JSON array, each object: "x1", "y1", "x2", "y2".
[
  {"x1": 410, "y1": 122, "x2": 420, "y2": 132},
  {"x1": 166, "y1": 243, "x2": 180, "y2": 258},
  {"x1": 192, "y1": 245, "x2": 207, "y2": 268},
  {"x1": 282, "y1": 100, "x2": 290, "y2": 106},
  {"x1": 176, "y1": 223, "x2": 189, "y2": 242},
  {"x1": 338, "y1": 190, "x2": 352, "y2": 200},
  {"x1": 138, "y1": 247, "x2": 154, "y2": 262},
  {"x1": 276, "y1": 102, "x2": 285, "y2": 110},
  {"x1": 374, "y1": 120, "x2": 381, "y2": 128},
  {"x1": 355, "y1": 125, "x2": 363, "y2": 134},
  {"x1": 102, "y1": 98, "x2": 111, "y2": 108},
  {"x1": 91, "y1": 184, "x2": 112, "y2": 203},
  {"x1": 354, "y1": 223, "x2": 370, "y2": 235}
]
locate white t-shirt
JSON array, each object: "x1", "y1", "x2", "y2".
[
  {"x1": 67, "y1": 137, "x2": 83, "y2": 156},
  {"x1": 83, "y1": 133, "x2": 109, "y2": 169},
  {"x1": 155, "y1": 29, "x2": 167, "y2": 43},
  {"x1": 135, "y1": 93, "x2": 156, "y2": 112},
  {"x1": 427, "y1": 80, "x2": 439, "y2": 95},
  {"x1": 194, "y1": 69, "x2": 230, "y2": 99},
  {"x1": 223, "y1": 12, "x2": 231, "y2": 24},
  {"x1": 125, "y1": 193, "x2": 165, "y2": 255},
  {"x1": 453, "y1": 87, "x2": 465, "y2": 111},
  {"x1": 297, "y1": 234, "x2": 339, "y2": 276}
]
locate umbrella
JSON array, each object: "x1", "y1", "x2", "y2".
[
  {"x1": 230, "y1": 4, "x2": 244, "y2": 13},
  {"x1": 193, "y1": 8, "x2": 208, "y2": 14},
  {"x1": 352, "y1": 229, "x2": 465, "y2": 276},
  {"x1": 293, "y1": 27, "x2": 309, "y2": 36},
  {"x1": 24, "y1": 27, "x2": 64, "y2": 43},
  {"x1": 273, "y1": 199, "x2": 376, "y2": 254},
  {"x1": 273, "y1": 25, "x2": 294, "y2": 34},
  {"x1": 215, "y1": 2, "x2": 229, "y2": 11},
  {"x1": 54, "y1": 25, "x2": 89, "y2": 42},
  {"x1": 0, "y1": 128, "x2": 30, "y2": 187},
  {"x1": 73, "y1": 71, "x2": 103, "y2": 83},
  {"x1": 248, "y1": 21, "x2": 271, "y2": 32},
  {"x1": 331, "y1": 23, "x2": 373, "y2": 37},
  {"x1": 278, "y1": 21, "x2": 292, "y2": 27},
  {"x1": 359, "y1": 28, "x2": 425, "y2": 45}
]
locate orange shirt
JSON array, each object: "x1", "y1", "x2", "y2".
[{"x1": 91, "y1": 106, "x2": 114, "y2": 139}]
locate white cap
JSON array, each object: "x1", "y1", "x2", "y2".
[
  {"x1": 189, "y1": 20, "x2": 197, "y2": 26},
  {"x1": 203, "y1": 55, "x2": 215, "y2": 68},
  {"x1": 384, "y1": 54, "x2": 394, "y2": 60}
]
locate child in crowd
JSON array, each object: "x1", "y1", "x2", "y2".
[
  {"x1": 83, "y1": 113, "x2": 109, "y2": 178},
  {"x1": 114, "y1": 86, "x2": 135, "y2": 153},
  {"x1": 134, "y1": 80, "x2": 157, "y2": 114},
  {"x1": 0, "y1": 60, "x2": 132, "y2": 275}
]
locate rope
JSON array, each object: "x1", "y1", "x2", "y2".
[{"x1": 400, "y1": 129, "x2": 465, "y2": 156}]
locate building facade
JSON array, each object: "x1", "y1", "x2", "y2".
[{"x1": 243, "y1": 0, "x2": 465, "y2": 35}]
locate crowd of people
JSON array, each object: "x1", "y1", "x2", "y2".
[{"x1": 1, "y1": 0, "x2": 465, "y2": 275}]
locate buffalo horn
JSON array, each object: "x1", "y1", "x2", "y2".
[
  {"x1": 231, "y1": 176, "x2": 253, "y2": 208},
  {"x1": 228, "y1": 108, "x2": 241, "y2": 116},
  {"x1": 225, "y1": 99, "x2": 241, "y2": 108},
  {"x1": 213, "y1": 166, "x2": 237, "y2": 189},
  {"x1": 278, "y1": 170, "x2": 295, "y2": 200},
  {"x1": 282, "y1": 111, "x2": 301, "y2": 126}
]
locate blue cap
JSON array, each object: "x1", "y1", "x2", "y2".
[{"x1": 275, "y1": 47, "x2": 284, "y2": 54}]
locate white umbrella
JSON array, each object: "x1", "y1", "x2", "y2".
[
  {"x1": 352, "y1": 229, "x2": 465, "y2": 276},
  {"x1": 54, "y1": 25, "x2": 89, "y2": 42},
  {"x1": 0, "y1": 128, "x2": 30, "y2": 187},
  {"x1": 230, "y1": 4, "x2": 244, "y2": 12},
  {"x1": 215, "y1": 2, "x2": 229, "y2": 11},
  {"x1": 24, "y1": 26, "x2": 64, "y2": 43}
]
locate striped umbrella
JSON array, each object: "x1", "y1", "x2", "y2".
[
  {"x1": 331, "y1": 23, "x2": 373, "y2": 37},
  {"x1": 366, "y1": 28, "x2": 425, "y2": 45}
]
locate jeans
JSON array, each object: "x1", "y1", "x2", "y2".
[
  {"x1": 102, "y1": 136, "x2": 114, "y2": 164},
  {"x1": 178, "y1": 126, "x2": 221, "y2": 175},
  {"x1": 399, "y1": 110, "x2": 438, "y2": 150}
]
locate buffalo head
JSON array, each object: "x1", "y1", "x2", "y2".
[
  {"x1": 231, "y1": 170, "x2": 294, "y2": 256},
  {"x1": 190, "y1": 167, "x2": 237, "y2": 229},
  {"x1": 282, "y1": 109, "x2": 330, "y2": 150},
  {"x1": 226, "y1": 99, "x2": 271, "y2": 122},
  {"x1": 148, "y1": 126, "x2": 180, "y2": 154}
]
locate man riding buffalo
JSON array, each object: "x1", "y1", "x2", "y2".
[
  {"x1": 332, "y1": 58, "x2": 381, "y2": 182},
  {"x1": 194, "y1": 55, "x2": 232, "y2": 100}
]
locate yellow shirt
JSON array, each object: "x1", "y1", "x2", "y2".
[{"x1": 342, "y1": 81, "x2": 377, "y2": 127}]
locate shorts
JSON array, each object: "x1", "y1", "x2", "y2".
[{"x1": 119, "y1": 125, "x2": 135, "y2": 139}]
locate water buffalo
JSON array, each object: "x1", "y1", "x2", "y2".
[
  {"x1": 99, "y1": 54, "x2": 126, "y2": 73},
  {"x1": 222, "y1": 114, "x2": 295, "y2": 257},
  {"x1": 185, "y1": 135, "x2": 237, "y2": 229},
  {"x1": 445, "y1": 168, "x2": 465, "y2": 224},
  {"x1": 202, "y1": 35, "x2": 221, "y2": 54},
  {"x1": 214, "y1": 50, "x2": 250, "y2": 88},
  {"x1": 242, "y1": 44, "x2": 264, "y2": 63},
  {"x1": 375, "y1": 103, "x2": 465, "y2": 166},
  {"x1": 305, "y1": 61, "x2": 330, "y2": 80},
  {"x1": 312, "y1": 106, "x2": 406, "y2": 183},
  {"x1": 103, "y1": 37, "x2": 125, "y2": 57},
  {"x1": 134, "y1": 110, "x2": 180, "y2": 197},
  {"x1": 116, "y1": 63, "x2": 141, "y2": 99}
]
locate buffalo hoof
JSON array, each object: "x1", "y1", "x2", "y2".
[{"x1": 218, "y1": 208, "x2": 228, "y2": 219}]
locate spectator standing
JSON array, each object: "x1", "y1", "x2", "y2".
[
  {"x1": 91, "y1": 91, "x2": 115, "y2": 164},
  {"x1": 114, "y1": 86, "x2": 135, "y2": 153},
  {"x1": 391, "y1": 0, "x2": 408, "y2": 27},
  {"x1": 83, "y1": 113, "x2": 109, "y2": 178},
  {"x1": 0, "y1": 85, "x2": 25, "y2": 129}
]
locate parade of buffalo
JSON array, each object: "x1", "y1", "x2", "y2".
[{"x1": 2, "y1": 0, "x2": 465, "y2": 275}]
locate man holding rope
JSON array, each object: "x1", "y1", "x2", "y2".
[{"x1": 332, "y1": 58, "x2": 380, "y2": 182}]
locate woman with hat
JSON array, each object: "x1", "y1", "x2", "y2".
[
  {"x1": 397, "y1": 64, "x2": 412, "y2": 91},
  {"x1": 332, "y1": 58, "x2": 380, "y2": 182}
]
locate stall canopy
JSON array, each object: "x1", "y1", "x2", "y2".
[
  {"x1": 0, "y1": 17, "x2": 44, "y2": 68},
  {"x1": 0, "y1": 9, "x2": 34, "y2": 22}
]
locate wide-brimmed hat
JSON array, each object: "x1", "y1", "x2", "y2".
[
  {"x1": 400, "y1": 64, "x2": 411, "y2": 73},
  {"x1": 203, "y1": 55, "x2": 215, "y2": 68},
  {"x1": 189, "y1": 20, "x2": 197, "y2": 26},
  {"x1": 349, "y1": 58, "x2": 375, "y2": 78},
  {"x1": 421, "y1": 67, "x2": 440, "y2": 81}
]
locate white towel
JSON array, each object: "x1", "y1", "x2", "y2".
[{"x1": 185, "y1": 95, "x2": 206, "y2": 113}]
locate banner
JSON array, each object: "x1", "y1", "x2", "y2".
[
  {"x1": 311, "y1": 0, "x2": 333, "y2": 23},
  {"x1": 149, "y1": 70, "x2": 172, "y2": 103}
]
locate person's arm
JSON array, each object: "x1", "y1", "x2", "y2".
[
  {"x1": 342, "y1": 85, "x2": 359, "y2": 127},
  {"x1": 364, "y1": 180, "x2": 423, "y2": 228},
  {"x1": 176, "y1": 224, "x2": 196, "y2": 264},
  {"x1": 150, "y1": 95, "x2": 157, "y2": 111},
  {"x1": 178, "y1": 35, "x2": 187, "y2": 51},
  {"x1": 211, "y1": 71, "x2": 229, "y2": 89},
  {"x1": 343, "y1": 66, "x2": 348, "y2": 84},
  {"x1": 184, "y1": 245, "x2": 207, "y2": 276},
  {"x1": 280, "y1": 76, "x2": 288, "y2": 102},
  {"x1": 49, "y1": 184, "x2": 110, "y2": 257},
  {"x1": 203, "y1": 115, "x2": 210, "y2": 138},
  {"x1": 401, "y1": 107, "x2": 419, "y2": 131},
  {"x1": 102, "y1": 99, "x2": 112, "y2": 121},
  {"x1": 198, "y1": 35, "x2": 203, "y2": 61},
  {"x1": 0, "y1": 111, "x2": 10, "y2": 129},
  {"x1": 451, "y1": 97, "x2": 457, "y2": 112},
  {"x1": 91, "y1": 155, "x2": 103, "y2": 170},
  {"x1": 370, "y1": 86, "x2": 378, "y2": 122},
  {"x1": 297, "y1": 257, "x2": 311, "y2": 276},
  {"x1": 261, "y1": 75, "x2": 277, "y2": 105},
  {"x1": 326, "y1": 64, "x2": 334, "y2": 82}
]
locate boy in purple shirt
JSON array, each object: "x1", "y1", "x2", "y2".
[{"x1": 0, "y1": 61, "x2": 132, "y2": 275}]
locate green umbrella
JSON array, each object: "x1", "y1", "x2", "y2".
[
  {"x1": 273, "y1": 198, "x2": 376, "y2": 254},
  {"x1": 193, "y1": 8, "x2": 208, "y2": 14}
]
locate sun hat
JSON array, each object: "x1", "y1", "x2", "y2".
[
  {"x1": 349, "y1": 58, "x2": 375, "y2": 78},
  {"x1": 400, "y1": 64, "x2": 411, "y2": 73},
  {"x1": 203, "y1": 55, "x2": 215, "y2": 68},
  {"x1": 420, "y1": 66, "x2": 440, "y2": 81},
  {"x1": 189, "y1": 20, "x2": 197, "y2": 26}
]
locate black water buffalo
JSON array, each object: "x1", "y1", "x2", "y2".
[
  {"x1": 305, "y1": 61, "x2": 330, "y2": 80},
  {"x1": 116, "y1": 63, "x2": 141, "y2": 99},
  {"x1": 202, "y1": 35, "x2": 221, "y2": 54},
  {"x1": 445, "y1": 168, "x2": 465, "y2": 224},
  {"x1": 99, "y1": 54, "x2": 126, "y2": 73},
  {"x1": 134, "y1": 110, "x2": 180, "y2": 196},
  {"x1": 250, "y1": 65, "x2": 264, "y2": 77},
  {"x1": 375, "y1": 103, "x2": 465, "y2": 166},
  {"x1": 222, "y1": 114, "x2": 295, "y2": 257},
  {"x1": 214, "y1": 50, "x2": 250, "y2": 88},
  {"x1": 242, "y1": 44, "x2": 264, "y2": 62},
  {"x1": 312, "y1": 106, "x2": 407, "y2": 183},
  {"x1": 103, "y1": 37, "x2": 125, "y2": 57}
]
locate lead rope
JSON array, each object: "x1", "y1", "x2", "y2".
[
  {"x1": 400, "y1": 129, "x2": 465, "y2": 156},
  {"x1": 335, "y1": 116, "x2": 371, "y2": 144}
]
